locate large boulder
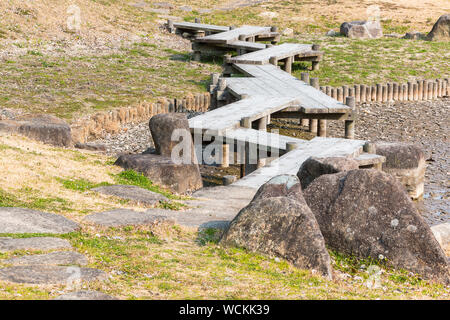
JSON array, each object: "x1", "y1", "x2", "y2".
[
  {"x1": 375, "y1": 142, "x2": 426, "y2": 199},
  {"x1": 0, "y1": 114, "x2": 72, "y2": 147},
  {"x1": 426, "y1": 14, "x2": 450, "y2": 41},
  {"x1": 297, "y1": 156, "x2": 359, "y2": 190},
  {"x1": 114, "y1": 153, "x2": 202, "y2": 194},
  {"x1": 340, "y1": 20, "x2": 383, "y2": 39},
  {"x1": 149, "y1": 113, "x2": 197, "y2": 163},
  {"x1": 221, "y1": 175, "x2": 333, "y2": 279},
  {"x1": 303, "y1": 169, "x2": 449, "y2": 283}
]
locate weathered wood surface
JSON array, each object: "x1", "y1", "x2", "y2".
[
  {"x1": 228, "y1": 43, "x2": 320, "y2": 65},
  {"x1": 222, "y1": 128, "x2": 305, "y2": 152},
  {"x1": 189, "y1": 96, "x2": 298, "y2": 135},
  {"x1": 225, "y1": 41, "x2": 267, "y2": 51},
  {"x1": 233, "y1": 137, "x2": 367, "y2": 189},
  {"x1": 195, "y1": 26, "x2": 272, "y2": 44},
  {"x1": 228, "y1": 64, "x2": 351, "y2": 114},
  {"x1": 173, "y1": 22, "x2": 230, "y2": 33}
]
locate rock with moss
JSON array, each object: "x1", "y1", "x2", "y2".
[
  {"x1": 221, "y1": 175, "x2": 333, "y2": 279},
  {"x1": 304, "y1": 169, "x2": 450, "y2": 284},
  {"x1": 115, "y1": 154, "x2": 203, "y2": 194}
]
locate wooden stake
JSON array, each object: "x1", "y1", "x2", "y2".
[
  {"x1": 360, "y1": 85, "x2": 366, "y2": 103},
  {"x1": 413, "y1": 83, "x2": 419, "y2": 101},
  {"x1": 376, "y1": 84, "x2": 382, "y2": 102},
  {"x1": 393, "y1": 83, "x2": 399, "y2": 101},
  {"x1": 354, "y1": 85, "x2": 360, "y2": 103}
]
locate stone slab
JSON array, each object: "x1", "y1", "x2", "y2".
[
  {"x1": 0, "y1": 237, "x2": 72, "y2": 251},
  {"x1": 92, "y1": 185, "x2": 167, "y2": 206},
  {"x1": 3, "y1": 251, "x2": 88, "y2": 266},
  {"x1": 84, "y1": 209, "x2": 174, "y2": 227},
  {"x1": 0, "y1": 265, "x2": 107, "y2": 285},
  {"x1": 0, "y1": 207, "x2": 80, "y2": 234}
]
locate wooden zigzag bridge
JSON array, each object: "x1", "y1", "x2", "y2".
[{"x1": 169, "y1": 20, "x2": 386, "y2": 189}]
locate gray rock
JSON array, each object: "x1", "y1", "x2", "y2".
[
  {"x1": 403, "y1": 31, "x2": 425, "y2": 40},
  {"x1": 251, "y1": 174, "x2": 302, "y2": 202},
  {"x1": 326, "y1": 30, "x2": 338, "y2": 37},
  {"x1": 53, "y1": 290, "x2": 118, "y2": 300},
  {"x1": 0, "y1": 207, "x2": 80, "y2": 234},
  {"x1": 426, "y1": 14, "x2": 450, "y2": 41},
  {"x1": 4, "y1": 251, "x2": 88, "y2": 266},
  {"x1": 0, "y1": 237, "x2": 72, "y2": 251},
  {"x1": 0, "y1": 265, "x2": 107, "y2": 285},
  {"x1": 74, "y1": 142, "x2": 106, "y2": 152},
  {"x1": 340, "y1": 20, "x2": 383, "y2": 39},
  {"x1": 115, "y1": 154, "x2": 203, "y2": 194},
  {"x1": 84, "y1": 209, "x2": 174, "y2": 227},
  {"x1": 375, "y1": 142, "x2": 426, "y2": 199},
  {"x1": 221, "y1": 175, "x2": 332, "y2": 279},
  {"x1": 375, "y1": 142, "x2": 425, "y2": 169},
  {"x1": 0, "y1": 114, "x2": 72, "y2": 147},
  {"x1": 92, "y1": 185, "x2": 167, "y2": 206},
  {"x1": 297, "y1": 156, "x2": 359, "y2": 190},
  {"x1": 149, "y1": 113, "x2": 196, "y2": 161},
  {"x1": 304, "y1": 169, "x2": 450, "y2": 284}
]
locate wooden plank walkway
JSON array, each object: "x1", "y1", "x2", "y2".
[
  {"x1": 225, "y1": 41, "x2": 267, "y2": 52},
  {"x1": 175, "y1": 22, "x2": 370, "y2": 183},
  {"x1": 228, "y1": 43, "x2": 316, "y2": 65},
  {"x1": 189, "y1": 96, "x2": 297, "y2": 135},
  {"x1": 224, "y1": 65, "x2": 351, "y2": 114},
  {"x1": 196, "y1": 26, "x2": 272, "y2": 44}
]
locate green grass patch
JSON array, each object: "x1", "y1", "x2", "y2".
[{"x1": 57, "y1": 177, "x2": 111, "y2": 192}]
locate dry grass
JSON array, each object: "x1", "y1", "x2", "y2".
[{"x1": 0, "y1": 133, "x2": 154, "y2": 221}]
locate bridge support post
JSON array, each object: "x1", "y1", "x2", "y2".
[
  {"x1": 345, "y1": 96, "x2": 356, "y2": 139},
  {"x1": 299, "y1": 72, "x2": 310, "y2": 126},
  {"x1": 269, "y1": 57, "x2": 278, "y2": 68},
  {"x1": 318, "y1": 119, "x2": 327, "y2": 137},
  {"x1": 221, "y1": 144, "x2": 230, "y2": 168},
  {"x1": 257, "y1": 116, "x2": 267, "y2": 169},
  {"x1": 308, "y1": 78, "x2": 320, "y2": 134},
  {"x1": 283, "y1": 56, "x2": 293, "y2": 74}
]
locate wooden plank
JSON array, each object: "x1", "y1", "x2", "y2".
[
  {"x1": 234, "y1": 64, "x2": 350, "y2": 114},
  {"x1": 189, "y1": 96, "x2": 298, "y2": 135},
  {"x1": 195, "y1": 26, "x2": 271, "y2": 44},
  {"x1": 223, "y1": 128, "x2": 305, "y2": 152},
  {"x1": 229, "y1": 43, "x2": 315, "y2": 64},
  {"x1": 173, "y1": 22, "x2": 230, "y2": 33},
  {"x1": 225, "y1": 41, "x2": 267, "y2": 51},
  {"x1": 233, "y1": 137, "x2": 367, "y2": 189}
]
